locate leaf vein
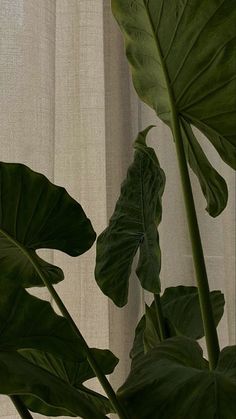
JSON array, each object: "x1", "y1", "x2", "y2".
[{"x1": 171, "y1": 0, "x2": 228, "y2": 87}]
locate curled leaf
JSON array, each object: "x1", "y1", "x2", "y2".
[{"x1": 95, "y1": 127, "x2": 165, "y2": 306}]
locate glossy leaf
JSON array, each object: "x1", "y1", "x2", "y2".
[
  {"x1": 112, "y1": 0, "x2": 236, "y2": 216},
  {"x1": 119, "y1": 337, "x2": 236, "y2": 419},
  {"x1": 0, "y1": 162, "x2": 96, "y2": 287},
  {"x1": 0, "y1": 351, "x2": 111, "y2": 419},
  {"x1": 95, "y1": 127, "x2": 165, "y2": 306},
  {"x1": 130, "y1": 286, "x2": 225, "y2": 360}
]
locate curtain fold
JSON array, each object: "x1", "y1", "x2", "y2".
[{"x1": 0, "y1": 1, "x2": 235, "y2": 418}]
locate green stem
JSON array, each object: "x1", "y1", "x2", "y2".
[
  {"x1": 171, "y1": 114, "x2": 220, "y2": 369},
  {"x1": 28, "y1": 254, "x2": 129, "y2": 419},
  {"x1": 143, "y1": 2, "x2": 220, "y2": 369},
  {"x1": 154, "y1": 294, "x2": 166, "y2": 341},
  {"x1": 0, "y1": 228, "x2": 128, "y2": 418},
  {"x1": 10, "y1": 396, "x2": 34, "y2": 419}
]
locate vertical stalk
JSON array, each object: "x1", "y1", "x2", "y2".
[
  {"x1": 171, "y1": 114, "x2": 220, "y2": 369},
  {"x1": 10, "y1": 396, "x2": 33, "y2": 419},
  {"x1": 143, "y1": 1, "x2": 219, "y2": 368},
  {"x1": 154, "y1": 294, "x2": 166, "y2": 341}
]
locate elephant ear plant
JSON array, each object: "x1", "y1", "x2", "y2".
[
  {"x1": 0, "y1": 1, "x2": 235, "y2": 419},
  {"x1": 96, "y1": 0, "x2": 236, "y2": 417}
]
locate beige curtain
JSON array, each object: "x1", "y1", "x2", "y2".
[{"x1": 0, "y1": 1, "x2": 235, "y2": 418}]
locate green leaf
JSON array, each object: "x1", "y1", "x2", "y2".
[
  {"x1": 95, "y1": 127, "x2": 165, "y2": 306},
  {"x1": 130, "y1": 315, "x2": 146, "y2": 363},
  {"x1": 0, "y1": 281, "x2": 84, "y2": 360},
  {"x1": 118, "y1": 337, "x2": 236, "y2": 419},
  {"x1": 161, "y1": 286, "x2": 225, "y2": 339},
  {"x1": 130, "y1": 286, "x2": 225, "y2": 360},
  {"x1": 143, "y1": 303, "x2": 161, "y2": 352},
  {"x1": 112, "y1": 0, "x2": 236, "y2": 215},
  {"x1": 0, "y1": 351, "x2": 111, "y2": 419},
  {"x1": 0, "y1": 162, "x2": 96, "y2": 287},
  {"x1": 19, "y1": 348, "x2": 118, "y2": 417},
  {"x1": 0, "y1": 282, "x2": 118, "y2": 416},
  {"x1": 181, "y1": 118, "x2": 228, "y2": 217}
]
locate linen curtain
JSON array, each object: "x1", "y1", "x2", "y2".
[{"x1": 0, "y1": 1, "x2": 235, "y2": 418}]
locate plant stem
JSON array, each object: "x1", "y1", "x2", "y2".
[
  {"x1": 29, "y1": 256, "x2": 129, "y2": 419},
  {"x1": 171, "y1": 114, "x2": 220, "y2": 370},
  {"x1": 144, "y1": 0, "x2": 220, "y2": 369},
  {"x1": 154, "y1": 294, "x2": 166, "y2": 341},
  {"x1": 10, "y1": 396, "x2": 33, "y2": 419},
  {"x1": 0, "y1": 228, "x2": 129, "y2": 418}
]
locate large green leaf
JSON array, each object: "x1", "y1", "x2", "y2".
[
  {"x1": 118, "y1": 337, "x2": 236, "y2": 419},
  {"x1": 112, "y1": 0, "x2": 236, "y2": 216},
  {"x1": 130, "y1": 286, "x2": 225, "y2": 360},
  {"x1": 95, "y1": 127, "x2": 165, "y2": 306},
  {"x1": 0, "y1": 351, "x2": 112, "y2": 419},
  {"x1": 0, "y1": 282, "x2": 118, "y2": 416},
  {"x1": 0, "y1": 162, "x2": 96, "y2": 287}
]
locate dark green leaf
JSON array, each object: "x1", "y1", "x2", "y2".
[
  {"x1": 0, "y1": 162, "x2": 96, "y2": 287},
  {"x1": 95, "y1": 127, "x2": 165, "y2": 306},
  {"x1": 130, "y1": 315, "x2": 146, "y2": 363},
  {"x1": 118, "y1": 337, "x2": 236, "y2": 419},
  {"x1": 0, "y1": 282, "x2": 118, "y2": 416},
  {"x1": 20, "y1": 347, "x2": 118, "y2": 387},
  {"x1": 0, "y1": 351, "x2": 111, "y2": 419},
  {"x1": 143, "y1": 303, "x2": 161, "y2": 352},
  {"x1": 181, "y1": 118, "x2": 228, "y2": 217},
  {"x1": 0, "y1": 281, "x2": 83, "y2": 360},
  {"x1": 112, "y1": 0, "x2": 236, "y2": 215},
  {"x1": 19, "y1": 348, "x2": 118, "y2": 417},
  {"x1": 161, "y1": 286, "x2": 225, "y2": 339},
  {"x1": 130, "y1": 286, "x2": 225, "y2": 361}
]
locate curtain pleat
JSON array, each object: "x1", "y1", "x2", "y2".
[{"x1": 0, "y1": 1, "x2": 235, "y2": 418}]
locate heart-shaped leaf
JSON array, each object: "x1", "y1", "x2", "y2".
[
  {"x1": 130, "y1": 286, "x2": 225, "y2": 361},
  {"x1": 0, "y1": 162, "x2": 96, "y2": 287},
  {"x1": 112, "y1": 0, "x2": 236, "y2": 216},
  {"x1": 0, "y1": 351, "x2": 112, "y2": 419},
  {"x1": 95, "y1": 127, "x2": 165, "y2": 306},
  {"x1": 119, "y1": 337, "x2": 236, "y2": 419}
]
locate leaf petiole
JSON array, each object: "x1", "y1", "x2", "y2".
[
  {"x1": 26, "y1": 250, "x2": 129, "y2": 419},
  {"x1": 154, "y1": 294, "x2": 166, "y2": 341},
  {"x1": 10, "y1": 396, "x2": 34, "y2": 419}
]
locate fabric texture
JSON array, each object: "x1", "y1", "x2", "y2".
[{"x1": 0, "y1": 1, "x2": 235, "y2": 418}]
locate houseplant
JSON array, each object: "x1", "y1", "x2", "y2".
[{"x1": 0, "y1": 1, "x2": 235, "y2": 418}]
